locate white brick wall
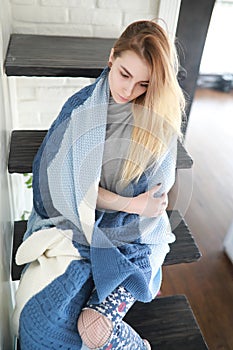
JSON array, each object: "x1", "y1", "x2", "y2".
[
  {"x1": 14, "y1": 76, "x2": 94, "y2": 129},
  {"x1": 11, "y1": 0, "x2": 159, "y2": 37}
]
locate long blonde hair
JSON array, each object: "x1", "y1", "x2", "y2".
[{"x1": 112, "y1": 20, "x2": 185, "y2": 183}]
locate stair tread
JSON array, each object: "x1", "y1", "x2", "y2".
[
  {"x1": 125, "y1": 294, "x2": 208, "y2": 349},
  {"x1": 165, "y1": 210, "x2": 201, "y2": 265},
  {"x1": 8, "y1": 130, "x2": 193, "y2": 174},
  {"x1": 5, "y1": 34, "x2": 115, "y2": 77},
  {"x1": 11, "y1": 210, "x2": 201, "y2": 281}
]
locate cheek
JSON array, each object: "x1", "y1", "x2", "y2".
[
  {"x1": 133, "y1": 86, "x2": 147, "y2": 98},
  {"x1": 109, "y1": 69, "x2": 119, "y2": 91},
  {"x1": 108, "y1": 70, "x2": 113, "y2": 91}
]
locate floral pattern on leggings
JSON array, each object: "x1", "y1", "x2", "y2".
[{"x1": 86, "y1": 286, "x2": 148, "y2": 350}]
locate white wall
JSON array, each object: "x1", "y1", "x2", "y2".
[
  {"x1": 0, "y1": 0, "x2": 15, "y2": 348},
  {"x1": 13, "y1": 76, "x2": 94, "y2": 130},
  {"x1": 10, "y1": 0, "x2": 159, "y2": 38}
]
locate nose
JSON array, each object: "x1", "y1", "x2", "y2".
[{"x1": 124, "y1": 82, "x2": 134, "y2": 97}]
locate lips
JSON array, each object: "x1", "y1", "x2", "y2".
[{"x1": 118, "y1": 94, "x2": 129, "y2": 102}]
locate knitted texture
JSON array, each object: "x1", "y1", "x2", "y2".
[
  {"x1": 19, "y1": 261, "x2": 94, "y2": 350},
  {"x1": 14, "y1": 68, "x2": 177, "y2": 349}
]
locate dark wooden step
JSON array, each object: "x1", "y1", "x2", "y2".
[
  {"x1": 16, "y1": 295, "x2": 208, "y2": 349},
  {"x1": 165, "y1": 210, "x2": 201, "y2": 265},
  {"x1": 11, "y1": 210, "x2": 201, "y2": 281},
  {"x1": 8, "y1": 130, "x2": 193, "y2": 174},
  {"x1": 177, "y1": 140, "x2": 193, "y2": 169},
  {"x1": 125, "y1": 294, "x2": 208, "y2": 349},
  {"x1": 5, "y1": 34, "x2": 115, "y2": 77}
]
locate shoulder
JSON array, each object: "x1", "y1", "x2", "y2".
[{"x1": 66, "y1": 81, "x2": 97, "y2": 109}]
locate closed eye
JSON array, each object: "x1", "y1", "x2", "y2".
[{"x1": 120, "y1": 71, "x2": 129, "y2": 78}]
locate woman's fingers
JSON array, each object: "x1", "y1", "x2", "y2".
[
  {"x1": 160, "y1": 193, "x2": 168, "y2": 207},
  {"x1": 135, "y1": 185, "x2": 169, "y2": 217},
  {"x1": 155, "y1": 192, "x2": 168, "y2": 216},
  {"x1": 160, "y1": 192, "x2": 168, "y2": 204}
]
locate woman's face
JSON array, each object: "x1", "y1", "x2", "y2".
[{"x1": 108, "y1": 49, "x2": 150, "y2": 104}]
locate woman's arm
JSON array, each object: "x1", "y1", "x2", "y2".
[{"x1": 97, "y1": 184, "x2": 168, "y2": 218}]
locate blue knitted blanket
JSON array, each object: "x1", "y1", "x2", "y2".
[{"x1": 13, "y1": 68, "x2": 177, "y2": 349}]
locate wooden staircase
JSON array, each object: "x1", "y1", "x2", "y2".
[{"x1": 5, "y1": 33, "x2": 208, "y2": 350}]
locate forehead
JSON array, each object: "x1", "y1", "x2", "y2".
[{"x1": 116, "y1": 50, "x2": 150, "y2": 81}]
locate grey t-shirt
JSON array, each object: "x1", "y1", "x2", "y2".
[{"x1": 100, "y1": 97, "x2": 133, "y2": 194}]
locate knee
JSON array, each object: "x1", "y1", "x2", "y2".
[{"x1": 77, "y1": 308, "x2": 113, "y2": 349}]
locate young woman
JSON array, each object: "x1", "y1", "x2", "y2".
[{"x1": 13, "y1": 20, "x2": 185, "y2": 349}]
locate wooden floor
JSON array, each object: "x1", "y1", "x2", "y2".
[{"x1": 164, "y1": 88, "x2": 233, "y2": 350}]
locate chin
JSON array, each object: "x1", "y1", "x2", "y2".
[{"x1": 114, "y1": 94, "x2": 131, "y2": 104}]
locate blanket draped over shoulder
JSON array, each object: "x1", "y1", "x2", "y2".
[{"x1": 13, "y1": 68, "x2": 177, "y2": 349}]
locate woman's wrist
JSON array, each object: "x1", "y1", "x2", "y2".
[
  {"x1": 97, "y1": 186, "x2": 137, "y2": 214},
  {"x1": 124, "y1": 196, "x2": 140, "y2": 215}
]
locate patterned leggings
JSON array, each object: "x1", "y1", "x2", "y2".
[{"x1": 79, "y1": 286, "x2": 149, "y2": 350}]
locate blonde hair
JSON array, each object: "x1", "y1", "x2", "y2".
[{"x1": 112, "y1": 20, "x2": 185, "y2": 183}]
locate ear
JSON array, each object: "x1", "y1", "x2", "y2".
[{"x1": 108, "y1": 48, "x2": 115, "y2": 65}]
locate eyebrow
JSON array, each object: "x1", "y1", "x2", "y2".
[{"x1": 120, "y1": 65, "x2": 149, "y2": 83}]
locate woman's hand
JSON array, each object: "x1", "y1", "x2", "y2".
[
  {"x1": 97, "y1": 184, "x2": 168, "y2": 218},
  {"x1": 127, "y1": 184, "x2": 168, "y2": 217}
]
